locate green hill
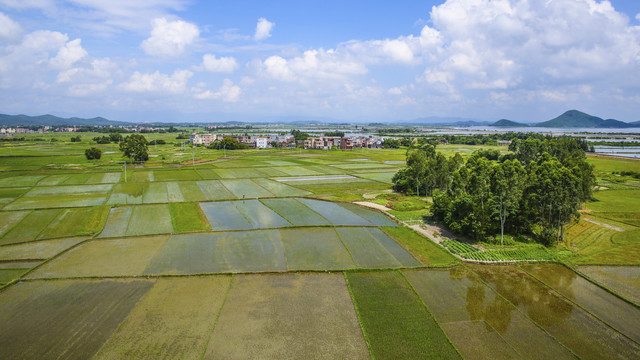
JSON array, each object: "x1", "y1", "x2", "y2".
[
  {"x1": 491, "y1": 119, "x2": 529, "y2": 127},
  {"x1": 537, "y1": 110, "x2": 632, "y2": 128}
]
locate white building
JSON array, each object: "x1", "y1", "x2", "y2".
[{"x1": 255, "y1": 136, "x2": 269, "y2": 149}]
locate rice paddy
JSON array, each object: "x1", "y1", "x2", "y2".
[{"x1": 0, "y1": 146, "x2": 638, "y2": 358}]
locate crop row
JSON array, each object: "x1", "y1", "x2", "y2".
[
  {"x1": 440, "y1": 239, "x2": 552, "y2": 261},
  {"x1": 440, "y1": 239, "x2": 479, "y2": 254}
]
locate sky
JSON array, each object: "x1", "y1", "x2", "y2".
[{"x1": 0, "y1": 0, "x2": 639, "y2": 123}]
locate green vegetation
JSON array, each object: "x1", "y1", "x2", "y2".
[
  {"x1": 381, "y1": 226, "x2": 458, "y2": 266},
  {"x1": 346, "y1": 271, "x2": 461, "y2": 360},
  {"x1": 119, "y1": 133, "x2": 149, "y2": 162},
  {"x1": 85, "y1": 147, "x2": 102, "y2": 160},
  {"x1": 168, "y1": 202, "x2": 211, "y2": 232},
  {"x1": 440, "y1": 239, "x2": 553, "y2": 261}
]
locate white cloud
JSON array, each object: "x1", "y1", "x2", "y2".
[
  {"x1": 194, "y1": 79, "x2": 241, "y2": 102},
  {"x1": 418, "y1": 0, "x2": 640, "y2": 95},
  {"x1": 141, "y1": 17, "x2": 199, "y2": 57},
  {"x1": 0, "y1": 12, "x2": 22, "y2": 42},
  {"x1": 0, "y1": 0, "x2": 54, "y2": 10},
  {"x1": 199, "y1": 54, "x2": 239, "y2": 73},
  {"x1": 260, "y1": 49, "x2": 368, "y2": 83},
  {"x1": 50, "y1": 39, "x2": 87, "y2": 69},
  {"x1": 0, "y1": 30, "x2": 68, "y2": 87},
  {"x1": 122, "y1": 69, "x2": 192, "y2": 93},
  {"x1": 254, "y1": 17, "x2": 274, "y2": 41}
]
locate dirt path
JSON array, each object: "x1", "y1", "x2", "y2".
[{"x1": 584, "y1": 217, "x2": 626, "y2": 232}]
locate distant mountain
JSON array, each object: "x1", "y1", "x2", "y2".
[
  {"x1": 536, "y1": 110, "x2": 634, "y2": 128},
  {"x1": 491, "y1": 119, "x2": 529, "y2": 127},
  {"x1": 0, "y1": 113, "x2": 131, "y2": 127},
  {"x1": 402, "y1": 116, "x2": 490, "y2": 126}
]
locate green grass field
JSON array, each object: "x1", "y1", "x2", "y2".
[{"x1": 346, "y1": 271, "x2": 462, "y2": 360}]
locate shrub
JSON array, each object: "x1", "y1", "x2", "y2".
[{"x1": 85, "y1": 147, "x2": 102, "y2": 160}]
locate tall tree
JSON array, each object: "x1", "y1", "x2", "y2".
[{"x1": 491, "y1": 159, "x2": 526, "y2": 245}]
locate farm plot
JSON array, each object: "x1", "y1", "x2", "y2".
[
  {"x1": 5, "y1": 184, "x2": 111, "y2": 210},
  {"x1": 404, "y1": 268, "x2": 575, "y2": 360},
  {"x1": 0, "y1": 237, "x2": 87, "y2": 261},
  {"x1": 221, "y1": 179, "x2": 274, "y2": 198},
  {"x1": 165, "y1": 182, "x2": 184, "y2": 202},
  {"x1": 521, "y1": 263, "x2": 640, "y2": 343},
  {"x1": 367, "y1": 227, "x2": 422, "y2": 267},
  {"x1": 27, "y1": 236, "x2": 169, "y2": 278},
  {"x1": 168, "y1": 202, "x2": 210, "y2": 232},
  {"x1": 129, "y1": 171, "x2": 154, "y2": 183},
  {"x1": 471, "y1": 265, "x2": 640, "y2": 359},
  {"x1": 38, "y1": 206, "x2": 108, "y2": 239},
  {"x1": 107, "y1": 183, "x2": 145, "y2": 205},
  {"x1": 297, "y1": 198, "x2": 371, "y2": 226},
  {"x1": 277, "y1": 166, "x2": 322, "y2": 176},
  {"x1": 205, "y1": 273, "x2": 369, "y2": 360},
  {"x1": 154, "y1": 169, "x2": 202, "y2": 181},
  {"x1": 197, "y1": 180, "x2": 236, "y2": 200},
  {"x1": 142, "y1": 182, "x2": 168, "y2": 203},
  {"x1": 253, "y1": 167, "x2": 288, "y2": 177},
  {"x1": 126, "y1": 204, "x2": 173, "y2": 236},
  {"x1": 99, "y1": 206, "x2": 132, "y2": 238},
  {"x1": 331, "y1": 162, "x2": 394, "y2": 170},
  {"x1": 0, "y1": 268, "x2": 29, "y2": 284},
  {"x1": 355, "y1": 172, "x2": 396, "y2": 183},
  {"x1": 199, "y1": 201, "x2": 253, "y2": 230},
  {"x1": 0, "y1": 209, "x2": 62, "y2": 245},
  {"x1": 578, "y1": 265, "x2": 640, "y2": 304},
  {"x1": 178, "y1": 181, "x2": 207, "y2": 202},
  {"x1": 259, "y1": 198, "x2": 331, "y2": 226},
  {"x1": 336, "y1": 227, "x2": 402, "y2": 268},
  {"x1": 280, "y1": 227, "x2": 355, "y2": 270},
  {"x1": 37, "y1": 174, "x2": 71, "y2": 186},
  {"x1": 195, "y1": 168, "x2": 221, "y2": 180},
  {"x1": 0, "y1": 175, "x2": 46, "y2": 187},
  {"x1": 0, "y1": 210, "x2": 29, "y2": 237},
  {"x1": 0, "y1": 279, "x2": 153, "y2": 359},
  {"x1": 346, "y1": 271, "x2": 462, "y2": 360},
  {"x1": 213, "y1": 167, "x2": 260, "y2": 179},
  {"x1": 144, "y1": 230, "x2": 287, "y2": 274},
  {"x1": 94, "y1": 277, "x2": 230, "y2": 360},
  {"x1": 251, "y1": 178, "x2": 311, "y2": 197},
  {"x1": 60, "y1": 173, "x2": 92, "y2": 185},
  {"x1": 233, "y1": 200, "x2": 291, "y2": 229}
]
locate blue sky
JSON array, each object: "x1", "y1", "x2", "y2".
[{"x1": 1, "y1": 0, "x2": 639, "y2": 123}]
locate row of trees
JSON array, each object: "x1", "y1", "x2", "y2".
[{"x1": 392, "y1": 138, "x2": 595, "y2": 245}]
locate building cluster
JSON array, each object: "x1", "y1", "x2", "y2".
[
  {"x1": 0, "y1": 127, "x2": 50, "y2": 136},
  {"x1": 302, "y1": 135, "x2": 383, "y2": 150},
  {"x1": 189, "y1": 133, "x2": 296, "y2": 148},
  {"x1": 189, "y1": 132, "x2": 384, "y2": 150}
]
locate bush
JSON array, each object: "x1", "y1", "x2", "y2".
[{"x1": 85, "y1": 147, "x2": 102, "y2": 160}]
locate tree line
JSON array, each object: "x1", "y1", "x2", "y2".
[{"x1": 392, "y1": 137, "x2": 595, "y2": 245}]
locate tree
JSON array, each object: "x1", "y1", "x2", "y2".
[
  {"x1": 70, "y1": 135, "x2": 82, "y2": 142},
  {"x1": 491, "y1": 159, "x2": 526, "y2": 245},
  {"x1": 119, "y1": 134, "x2": 149, "y2": 162},
  {"x1": 207, "y1": 136, "x2": 248, "y2": 150},
  {"x1": 109, "y1": 133, "x2": 123, "y2": 142},
  {"x1": 85, "y1": 147, "x2": 102, "y2": 160}
]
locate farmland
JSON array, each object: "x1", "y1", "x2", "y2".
[{"x1": 0, "y1": 137, "x2": 638, "y2": 358}]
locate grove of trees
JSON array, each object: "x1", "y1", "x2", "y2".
[{"x1": 392, "y1": 137, "x2": 596, "y2": 245}]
